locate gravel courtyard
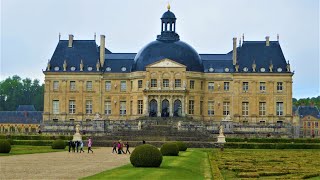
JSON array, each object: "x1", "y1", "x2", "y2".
[{"x1": 1, "y1": 147, "x2": 130, "y2": 180}]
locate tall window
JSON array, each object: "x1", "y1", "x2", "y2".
[
  {"x1": 52, "y1": 100, "x2": 59, "y2": 114},
  {"x1": 208, "y1": 82, "x2": 214, "y2": 91},
  {"x1": 276, "y1": 102, "x2": 284, "y2": 116},
  {"x1": 163, "y1": 79, "x2": 169, "y2": 88},
  {"x1": 120, "y1": 81, "x2": 126, "y2": 91},
  {"x1": 200, "y1": 101, "x2": 203, "y2": 115},
  {"x1": 190, "y1": 80, "x2": 195, "y2": 89},
  {"x1": 223, "y1": 102, "x2": 230, "y2": 115},
  {"x1": 138, "y1": 100, "x2": 143, "y2": 114},
  {"x1": 53, "y1": 81, "x2": 59, "y2": 91},
  {"x1": 138, "y1": 80, "x2": 143, "y2": 88},
  {"x1": 104, "y1": 101, "x2": 111, "y2": 115},
  {"x1": 70, "y1": 81, "x2": 76, "y2": 91},
  {"x1": 151, "y1": 79, "x2": 157, "y2": 87},
  {"x1": 200, "y1": 81, "x2": 203, "y2": 90},
  {"x1": 208, "y1": 101, "x2": 214, "y2": 115},
  {"x1": 224, "y1": 82, "x2": 229, "y2": 91},
  {"x1": 86, "y1": 81, "x2": 92, "y2": 91},
  {"x1": 259, "y1": 102, "x2": 266, "y2": 116},
  {"x1": 277, "y1": 82, "x2": 283, "y2": 91},
  {"x1": 242, "y1": 82, "x2": 249, "y2": 91},
  {"x1": 242, "y1": 102, "x2": 249, "y2": 116},
  {"x1": 188, "y1": 100, "x2": 194, "y2": 114},
  {"x1": 260, "y1": 82, "x2": 266, "y2": 91},
  {"x1": 105, "y1": 81, "x2": 111, "y2": 91},
  {"x1": 120, "y1": 101, "x2": 126, "y2": 115},
  {"x1": 175, "y1": 79, "x2": 181, "y2": 88},
  {"x1": 86, "y1": 100, "x2": 92, "y2": 114},
  {"x1": 69, "y1": 100, "x2": 76, "y2": 114}
]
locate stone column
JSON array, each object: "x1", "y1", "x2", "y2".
[
  {"x1": 143, "y1": 95, "x2": 149, "y2": 116},
  {"x1": 157, "y1": 96, "x2": 161, "y2": 117},
  {"x1": 169, "y1": 96, "x2": 173, "y2": 117},
  {"x1": 181, "y1": 96, "x2": 186, "y2": 117}
]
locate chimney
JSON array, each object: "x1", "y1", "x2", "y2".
[
  {"x1": 265, "y1": 36, "x2": 270, "y2": 46},
  {"x1": 232, "y1": 37, "x2": 237, "y2": 65},
  {"x1": 68, "y1": 34, "x2": 74, "y2": 47},
  {"x1": 100, "y1": 35, "x2": 106, "y2": 67}
]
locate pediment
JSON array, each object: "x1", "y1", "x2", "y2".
[{"x1": 146, "y1": 58, "x2": 186, "y2": 68}]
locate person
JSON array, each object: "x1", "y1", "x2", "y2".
[
  {"x1": 120, "y1": 142, "x2": 125, "y2": 154},
  {"x1": 71, "y1": 141, "x2": 76, "y2": 153},
  {"x1": 117, "y1": 141, "x2": 121, "y2": 154},
  {"x1": 112, "y1": 142, "x2": 117, "y2": 153},
  {"x1": 142, "y1": 140, "x2": 146, "y2": 144},
  {"x1": 79, "y1": 141, "x2": 85, "y2": 153},
  {"x1": 88, "y1": 137, "x2": 93, "y2": 153},
  {"x1": 68, "y1": 140, "x2": 72, "y2": 152},
  {"x1": 75, "y1": 141, "x2": 79, "y2": 153},
  {"x1": 125, "y1": 142, "x2": 131, "y2": 154}
]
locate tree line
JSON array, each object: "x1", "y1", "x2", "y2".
[
  {"x1": 0, "y1": 75, "x2": 44, "y2": 111},
  {"x1": 293, "y1": 96, "x2": 320, "y2": 108}
]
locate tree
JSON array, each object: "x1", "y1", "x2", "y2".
[{"x1": 0, "y1": 75, "x2": 44, "y2": 111}]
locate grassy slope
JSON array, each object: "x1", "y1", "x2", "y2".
[
  {"x1": 0, "y1": 145, "x2": 65, "y2": 156},
  {"x1": 82, "y1": 149, "x2": 212, "y2": 180}
]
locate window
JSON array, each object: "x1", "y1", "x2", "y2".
[
  {"x1": 277, "y1": 82, "x2": 283, "y2": 91},
  {"x1": 53, "y1": 119, "x2": 58, "y2": 122},
  {"x1": 130, "y1": 81, "x2": 133, "y2": 90},
  {"x1": 190, "y1": 80, "x2": 195, "y2": 89},
  {"x1": 52, "y1": 100, "x2": 59, "y2": 114},
  {"x1": 200, "y1": 101, "x2": 203, "y2": 115},
  {"x1": 70, "y1": 119, "x2": 75, "y2": 123},
  {"x1": 223, "y1": 102, "x2": 230, "y2": 115},
  {"x1": 86, "y1": 100, "x2": 92, "y2": 114},
  {"x1": 208, "y1": 101, "x2": 214, "y2": 115},
  {"x1": 163, "y1": 79, "x2": 169, "y2": 88},
  {"x1": 105, "y1": 81, "x2": 111, "y2": 91},
  {"x1": 104, "y1": 101, "x2": 111, "y2": 115},
  {"x1": 69, "y1": 100, "x2": 76, "y2": 114},
  {"x1": 120, "y1": 81, "x2": 126, "y2": 91},
  {"x1": 201, "y1": 81, "x2": 203, "y2": 90},
  {"x1": 70, "y1": 81, "x2": 76, "y2": 91},
  {"x1": 276, "y1": 102, "x2": 284, "y2": 116},
  {"x1": 53, "y1": 81, "x2": 59, "y2": 91},
  {"x1": 316, "y1": 122, "x2": 319, "y2": 128},
  {"x1": 175, "y1": 79, "x2": 181, "y2": 88},
  {"x1": 224, "y1": 82, "x2": 229, "y2": 91},
  {"x1": 86, "y1": 81, "x2": 92, "y2": 91},
  {"x1": 260, "y1": 82, "x2": 266, "y2": 91},
  {"x1": 138, "y1": 100, "x2": 143, "y2": 114},
  {"x1": 188, "y1": 100, "x2": 194, "y2": 114},
  {"x1": 242, "y1": 82, "x2": 249, "y2": 91},
  {"x1": 120, "y1": 101, "x2": 126, "y2": 115},
  {"x1": 259, "y1": 102, "x2": 266, "y2": 116},
  {"x1": 242, "y1": 102, "x2": 249, "y2": 116},
  {"x1": 208, "y1": 82, "x2": 214, "y2": 91},
  {"x1": 151, "y1": 79, "x2": 157, "y2": 87},
  {"x1": 259, "y1": 120, "x2": 266, "y2": 125},
  {"x1": 138, "y1": 80, "x2": 143, "y2": 88},
  {"x1": 307, "y1": 122, "x2": 311, "y2": 127}
]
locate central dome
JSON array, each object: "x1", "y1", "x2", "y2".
[{"x1": 133, "y1": 40, "x2": 203, "y2": 71}]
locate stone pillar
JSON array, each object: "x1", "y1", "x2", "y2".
[
  {"x1": 157, "y1": 96, "x2": 161, "y2": 117},
  {"x1": 143, "y1": 95, "x2": 149, "y2": 116},
  {"x1": 169, "y1": 96, "x2": 173, "y2": 117},
  {"x1": 181, "y1": 96, "x2": 186, "y2": 117}
]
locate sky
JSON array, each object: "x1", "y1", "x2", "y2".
[{"x1": 0, "y1": 0, "x2": 319, "y2": 99}]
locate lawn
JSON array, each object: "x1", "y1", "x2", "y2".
[
  {"x1": 82, "y1": 148, "x2": 212, "y2": 180},
  {"x1": 209, "y1": 149, "x2": 320, "y2": 179},
  {"x1": 0, "y1": 145, "x2": 65, "y2": 156}
]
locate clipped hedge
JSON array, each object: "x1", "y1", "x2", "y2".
[
  {"x1": 51, "y1": 139, "x2": 66, "y2": 149},
  {"x1": 0, "y1": 139, "x2": 11, "y2": 153},
  {"x1": 12, "y1": 140, "x2": 54, "y2": 146},
  {"x1": 224, "y1": 143, "x2": 320, "y2": 149},
  {"x1": 160, "y1": 142, "x2": 179, "y2": 156},
  {"x1": 130, "y1": 144, "x2": 162, "y2": 167},
  {"x1": 175, "y1": 141, "x2": 188, "y2": 151},
  {"x1": 226, "y1": 138, "x2": 320, "y2": 144}
]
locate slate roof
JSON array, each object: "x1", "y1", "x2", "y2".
[
  {"x1": 16, "y1": 105, "x2": 36, "y2": 111},
  {"x1": 0, "y1": 105, "x2": 42, "y2": 124},
  {"x1": 296, "y1": 106, "x2": 320, "y2": 119}
]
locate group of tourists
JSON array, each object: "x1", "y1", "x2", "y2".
[
  {"x1": 68, "y1": 137, "x2": 93, "y2": 153},
  {"x1": 112, "y1": 141, "x2": 130, "y2": 154}
]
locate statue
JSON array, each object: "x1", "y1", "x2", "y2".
[
  {"x1": 63, "y1": 60, "x2": 67, "y2": 71},
  {"x1": 138, "y1": 121, "x2": 142, "y2": 130},
  {"x1": 217, "y1": 124, "x2": 226, "y2": 143},
  {"x1": 269, "y1": 61, "x2": 273, "y2": 72},
  {"x1": 235, "y1": 64, "x2": 239, "y2": 72},
  {"x1": 286, "y1": 61, "x2": 291, "y2": 72},
  {"x1": 72, "y1": 124, "x2": 82, "y2": 141},
  {"x1": 96, "y1": 60, "x2": 100, "y2": 71},
  {"x1": 80, "y1": 60, "x2": 84, "y2": 71},
  {"x1": 47, "y1": 62, "x2": 51, "y2": 71},
  {"x1": 219, "y1": 125, "x2": 224, "y2": 136},
  {"x1": 177, "y1": 121, "x2": 182, "y2": 130},
  {"x1": 252, "y1": 60, "x2": 256, "y2": 72}
]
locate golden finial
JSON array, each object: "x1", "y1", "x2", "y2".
[{"x1": 167, "y1": 2, "x2": 171, "y2": 10}]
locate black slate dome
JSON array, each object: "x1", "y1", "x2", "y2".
[
  {"x1": 162, "y1": 10, "x2": 176, "y2": 19},
  {"x1": 133, "y1": 40, "x2": 203, "y2": 72}
]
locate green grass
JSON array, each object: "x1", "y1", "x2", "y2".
[
  {"x1": 0, "y1": 145, "x2": 65, "y2": 156},
  {"x1": 82, "y1": 148, "x2": 212, "y2": 180}
]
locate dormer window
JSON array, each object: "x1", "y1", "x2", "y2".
[
  {"x1": 121, "y1": 67, "x2": 127, "y2": 72},
  {"x1": 87, "y1": 66, "x2": 93, "y2": 71},
  {"x1": 70, "y1": 66, "x2": 76, "y2": 71},
  {"x1": 209, "y1": 68, "x2": 214, "y2": 72},
  {"x1": 54, "y1": 66, "x2": 60, "y2": 71},
  {"x1": 106, "y1": 67, "x2": 111, "y2": 72}
]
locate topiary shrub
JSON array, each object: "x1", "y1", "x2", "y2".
[
  {"x1": 160, "y1": 142, "x2": 179, "y2": 156},
  {"x1": 176, "y1": 141, "x2": 188, "y2": 151},
  {"x1": 51, "y1": 139, "x2": 66, "y2": 149},
  {"x1": 0, "y1": 139, "x2": 11, "y2": 153},
  {"x1": 130, "y1": 144, "x2": 162, "y2": 167}
]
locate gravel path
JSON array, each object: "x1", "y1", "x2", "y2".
[{"x1": 0, "y1": 147, "x2": 130, "y2": 180}]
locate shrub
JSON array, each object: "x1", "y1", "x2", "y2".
[
  {"x1": 51, "y1": 139, "x2": 66, "y2": 149},
  {"x1": 175, "y1": 141, "x2": 188, "y2": 151},
  {"x1": 0, "y1": 140, "x2": 11, "y2": 153},
  {"x1": 160, "y1": 142, "x2": 179, "y2": 156},
  {"x1": 130, "y1": 144, "x2": 162, "y2": 167}
]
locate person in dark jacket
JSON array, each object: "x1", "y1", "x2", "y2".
[
  {"x1": 112, "y1": 142, "x2": 117, "y2": 153},
  {"x1": 68, "y1": 141, "x2": 72, "y2": 152},
  {"x1": 125, "y1": 142, "x2": 131, "y2": 154}
]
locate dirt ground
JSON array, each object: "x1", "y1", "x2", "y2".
[{"x1": 0, "y1": 147, "x2": 130, "y2": 180}]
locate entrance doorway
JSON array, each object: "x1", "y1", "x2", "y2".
[
  {"x1": 174, "y1": 99, "x2": 182, "y2": 117},
  {"x1": 161, "y1": 99, "x2": 169, "y2": 117},
  {"x1": 149, "y1": 99, "x2": 157, "y2": 117}
]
